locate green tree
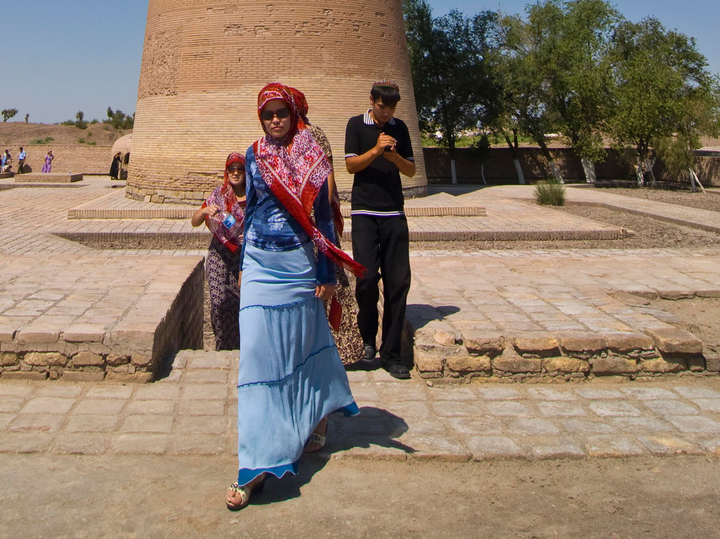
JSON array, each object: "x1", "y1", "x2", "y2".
[
  {"x1": 74, "y1": 111, "x2": 88, "y2": 129},
  {"x1": 105, "y1": 107, "x2": 135, "y2": 130},
  {"x1": 2, "y1": 108, "x2": 18, "y2": 122},
  {"x1": 490, "y1": 12, "x2": 565, "y2": 182},
  {"x1": 608, "y1": 18, "x2": 714, "y2": 186},
  {"x1": 529, "y1": 0, "x2": 621, "y2": 183},
  {"x1": 24, "y1": 114, "x2": 29, "y2": 124},
  {"x1": 404, "y1": 0, "x2": 497, "y2": 183}
]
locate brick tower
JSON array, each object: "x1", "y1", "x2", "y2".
[{"x1": 126, "y1": 0, "x2": 427, "y2": 204}]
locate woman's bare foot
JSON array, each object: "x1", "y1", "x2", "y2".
[
  {"x1": 226, "y1": 473, "x2": 266, "y2": 511},
  {"x1": 303, "y1": 417, "x2": 328, "y2": 453}
]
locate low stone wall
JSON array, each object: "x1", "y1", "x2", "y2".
[
  {"x1": 13, "y1": 145, "x2": 115, "y2": 176},
  {"x1": 423, "y1": 147, "x2": 720, "y2": 186},
  {"x1": 0, "y1": 256, "x2": 205, "y2": 383},
  {"x1": 412, "y1": 326, "x2": 718, "y2": 382}
]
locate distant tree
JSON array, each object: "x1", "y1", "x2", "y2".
[
  {"x1": 2, "y1": 108, "x2": 18, "y2": 122},
  {"x1": 404, "y1": 1, "x2": 498, "y2": 183},
  {"x1": 24, "y1": 114, "x2": 29, "y2": 124},
  {"x1": 74, "y1": 110, "x2": 88, "y2": 129},
  {"x1": 608, "y1": 18, "x2": 716, "y2": 185},
  {"x1": 105, "y1": 107, "x2": 134, "y2": 130}
]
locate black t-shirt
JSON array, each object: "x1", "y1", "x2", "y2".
[{"x1": 344, "y1": 112, "x2": 414, "y2": 213}]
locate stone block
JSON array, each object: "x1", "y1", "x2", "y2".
[
  {"x1": 106, "y1": 354, "x2": 130, "y2": 367},
  {"x1": 467, "y1": 436, "x2": 525, "y2": 460},
  {"x1": 414, "y1": 350, "x2": 444, "y2": 374},
  {"x1": 639, "y1": 358, "x2": 685, "y2": 374},
  {"x1": 646, "y1": 327, "x2": 704, "y2": 355},
  {"x1": 2, "y1": 371, "x2": 48, "y2": 381},
  {"x1": 687, "y1": 356, "x2": 706, "y2": 372},
  {"x1": 111, "y1": 434, "x2": 169, "y2": 455},
  {"x1": 512, "y1": 333, "x2": 559, "y2": 355},
  {"x1": 23, "y1": 352, "x2": 68, "y2": 367},
  {"x1": 105, "y1": 371, "x2": 153, "y2": 383},
  {"x1": 604, "y1": 332, "x2": 655, "y2": 353},
  {"x1": 637, "y1": 436, "x2": 704, "y2": 456},
  {"x1": 446, "y1": 355, "x2": 492, "y2": 374},
  {"x1": 462, "y1": 331, "x2": 504, "y2": 356},
  {"x1": 130, "y1": 354, "x2": 153, "y2": 368},
  {"x1": 703, "y1": 352, "x2": 720, "y2": 373},
  {"x1": 52, "y1": 434, "x2": 112, "y2": 455},
  {"x1": 493, "y1": 356, "x2": 542, "y2": 374},
  {"x1": 9, "y1": 414, "x2": 65, "y2": 433},
  {"x1": 557, "y1": 332, "x2": 606, "y2": 353},
  {"x1": 433, "y1": 330, "x2": 457, "y2": 347},
  {"x1": 543, "y1": 357, "x2": 590, "y2": 374},
  {"x1": 590, "y1": 357, "x2": 638, "y2": 375},
  {"x1": 0, "y1": 353, "x2": 18, "y2": 366},
  {"x1": 0, "y1": 433, "x2": 53, "y2": 453},
  {"x1": 71, "y1": 351, "x2": 105, "y2": 367},
  {"x1": 61, "y1": 371, "x2": 106, "y2": 382},
  {"x1": 63, "y1": 324, "x2": 106, "y2": 342}
]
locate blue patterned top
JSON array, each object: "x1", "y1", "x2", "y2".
[{"x1": 240, "y1": 145, "x2": 336, "y2": 285}]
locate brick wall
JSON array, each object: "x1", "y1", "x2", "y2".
[
  {"x1": 16, "y1": 145, "x2": 115, "y2": 176},
  {"x1": 127, "y1": 0, "x2": 427, "y2": 203},
  {"x1": 424, "y1": 147, "x2": 720, "y2": 186}
]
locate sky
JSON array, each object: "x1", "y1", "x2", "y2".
[{"x1": 1, "y1": 0, "x2": 718, "y2": 124}]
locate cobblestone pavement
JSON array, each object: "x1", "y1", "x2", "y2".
[
  {"x1": 408, "y1": 248, "x2": 720, "y2": 337},
  {"x1": 2, "y1": 350, "x2": 720, "y2": 460}
]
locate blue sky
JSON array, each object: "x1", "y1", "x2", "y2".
[{"x1": 1, "y1": 0, "x2": 718, "y2": 124}]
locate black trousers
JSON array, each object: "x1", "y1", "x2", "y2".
[
  {"x1": 17, "y1": 160, "x2": 24, "y2": 174},
  {"x1": 351, "y1": 214, "x2": 411, "y2": 364}
]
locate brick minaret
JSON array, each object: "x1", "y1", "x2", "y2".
[{"x1": 126, "y1": 0, "x2": 427, "y2": 204}]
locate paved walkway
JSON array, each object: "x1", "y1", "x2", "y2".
[
  {"x1": 468, "y1": 184, "x2": 720, "y2": 234},
  {"x1": 2, "y1": 350, "x2": 720, "y2": 460},
  {"x1": 56, "y1": 183, "x2": 625, "y2": 242}
]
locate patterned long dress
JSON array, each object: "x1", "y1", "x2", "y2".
[
  {"x1": 308, "y1": 124, "x2": 364, "y2": 365},
  {"x1": 206, "y1": 237, "x2": 241, "y2": 350}
]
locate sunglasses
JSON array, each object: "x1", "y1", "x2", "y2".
[
  {"x1": 227, "y1": 165, "x2": 244, "y2": 173},
  {"x1": 260, "y1": 108, "x2": 291, "y2": 121}
]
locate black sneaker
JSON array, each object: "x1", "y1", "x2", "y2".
[
  {"x1": 382, "y1": 361, "x2": 411, "y2": 380},
  {"x1": 362, "y1": 344, "x2": 376, "y2": 362}
]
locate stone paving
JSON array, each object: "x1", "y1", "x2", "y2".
[
  {"x1": 0, "y1": 180, "x2": 207, "y2": 381},
  {"x1": 407, "y1": 248, "x2": 720, "y2": 379},
  {"x1": 58, "y1": 183, "x2": 625, "y2": 242},
  {"x1": 2, "y1": 350, "x2": 720, "y2": 460}
]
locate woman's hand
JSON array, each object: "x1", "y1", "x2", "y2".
[
  {"x1": 315, "y1": 284, "x2": 336, "y2": 301},
  {"x1": 190, "y1": 204, "x2": 220, "y2": 227}
]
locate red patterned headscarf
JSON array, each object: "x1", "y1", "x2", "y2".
[
  {"x1": 202, "y1": 152, "x2": 246, "y2": 252},
  {"x1": 254, "y1": 83, "x2": 364, "y2": 279},
  {"x1": 289, "y1": 87, "x2": 310, "y2": 124}
]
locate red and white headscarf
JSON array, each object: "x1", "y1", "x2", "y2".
[
  {"x1": 253, "y1": 83, "x2": 364, "y2": 279},
  {"x1": 202, "y1": 152, "x2": 246, "y2": 253}
]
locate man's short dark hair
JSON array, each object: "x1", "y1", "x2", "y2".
[{"x1": 371, "y1": 85, "x2": 401, "y2": 108}]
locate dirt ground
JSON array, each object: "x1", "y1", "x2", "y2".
[
  {"x1": 1, "y1": 454, "x2": 718, "y2": 539},
  {"x1": 595, "y1": 187, "x2": 720, "y2": 212}
]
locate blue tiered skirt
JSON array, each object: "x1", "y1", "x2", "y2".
[{"x1": 236, "y1": 242, "x2": 359, "y2": 485}]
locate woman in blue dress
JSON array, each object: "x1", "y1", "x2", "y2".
[{"x1": 226, "y1": 83, "x2": 365, "y2": 511}]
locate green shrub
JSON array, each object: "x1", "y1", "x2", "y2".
[
  {"x1": 87, "y1": 141, "x2": 96, "y2": 146},
  {"x1": 78, "y1": 138, "x2": 85, "y2": 144},
  {"x1": 30, "y1": 137, "x2": 54, "y2": 145},
  {"x1": 534, "y1": 179, "x2": 566, "y2": 206}
]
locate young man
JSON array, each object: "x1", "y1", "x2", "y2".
[
  {"x1": 344, "y1": 79, "x2": 416, "y2": 379},
  {"x1": 17, "y1": 147, "x2": 26, "y2": 174}
]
